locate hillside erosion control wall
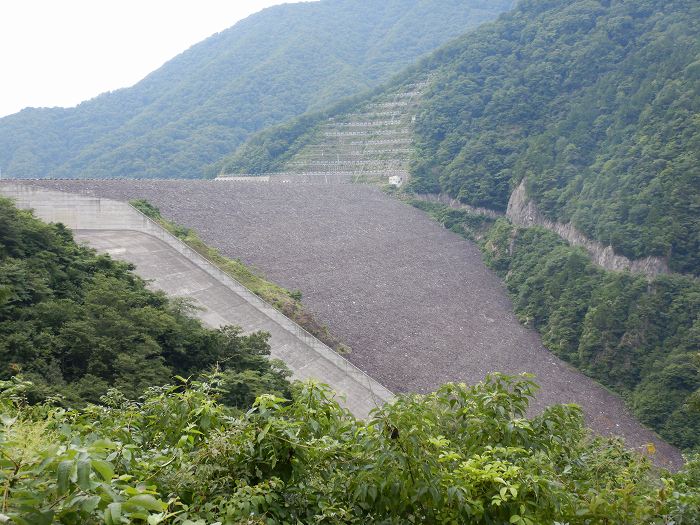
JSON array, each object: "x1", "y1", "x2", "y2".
[
  {"x1": 0, "y1": 182, "x2": 393, "y2": 418},
  {"x1": 411, "y1": 183, "x2": 670, "y2": 277}
]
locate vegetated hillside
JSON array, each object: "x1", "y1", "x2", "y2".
[
  {"x1": 0, "y1": 197, "x2": 289, "y2": 406},
  {"x1": 410, "y1": 0, "x2": 700, "y2": 275},
  {"x1": 228, "y1": 0, "x2": 699, "y2": 275},
  {"x1": 215, "y1": 78, "x2": 427, "y2": 179},
  {"x1": 0, "y1": 0, "x2": 514, "y2": 181}
]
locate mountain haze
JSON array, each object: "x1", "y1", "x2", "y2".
[{"x1": 0, "y1": 0, "x2": 514, "y2": 180}]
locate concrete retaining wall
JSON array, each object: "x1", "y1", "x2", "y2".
[{"x1": 0, "y1": 182, "x2": 393, "y2": 417}]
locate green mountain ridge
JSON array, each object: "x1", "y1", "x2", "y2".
[{"x1": 0, "y1": 0, "x2": 514, "y2": 180}]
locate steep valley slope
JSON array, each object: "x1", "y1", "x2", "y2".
[
  {"x1": 215, "y1": 0, "x2": 700, "y2": 452},
  {"x1": 19, "y1": 179, "x2": 682, "y2": 468},
  {"x1": 226, "y1": 0, "x2": 700, "y2": 276}
]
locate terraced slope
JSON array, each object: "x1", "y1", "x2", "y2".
[
  {"x1": 218, "y1": 80, "x2": 428, "y2": 182},
  {"x1": 18, "y1": 179, "x2": 682, "y2": 468},
  {"x1": 285, "y1": 81, "x2": 426, "y2": 180}
]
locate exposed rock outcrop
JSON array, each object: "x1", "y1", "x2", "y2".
[{"x1": 506, "y1": 179, "x2": 670, "y2": 277}]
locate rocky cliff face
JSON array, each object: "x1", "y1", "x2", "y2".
[{"x1": 506, "y1": 180, "x2": 669, "y2": 277}]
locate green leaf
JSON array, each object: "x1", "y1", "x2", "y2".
[
  {"x1": 77, "y1": 459, "x2": 91, "y2": 490},
  {"x1": 82, "y1": 495, "x2": 102, "y2": 513},
  {"x1": 91, "y1": 459, "x2": 115, "y2": 481},
  {"x1": 257, "y1": 422, "x2": 271, "y2": 443},
  {"x1": 148, "y1": 513, "x2": 170, "y2": 525},
  {"x1": 56, "y1": 460, "x2": 73, "y2": 496},
  {"x1": 17, "y1": 511, "x2": 54, "y2": 525},
  {"x1": 368, "y1": 485, "x2": 378, "y2": 501},
  {"x1": 90, "y1": 439, "x2": 117, "y2": 452},
  {"x1": 105, "y1": 502, "x2": 122, "y2": 525},
  {"x1": 124, "y1": 494, "x2": 164, "y2": 512}
]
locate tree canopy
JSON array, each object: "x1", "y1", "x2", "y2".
[{"x1": 2, "y1": 374, "x2": 699, "y2": 524}]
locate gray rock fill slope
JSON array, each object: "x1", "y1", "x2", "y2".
[{"x1": 19, "y1": 179, "x2": 682, "y2": 468}]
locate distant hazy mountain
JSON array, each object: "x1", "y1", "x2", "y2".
[{"x1": 0, "y1": 0, "x2": 514, "y2": 180}]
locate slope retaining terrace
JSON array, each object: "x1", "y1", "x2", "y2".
[
  {"x1": 219, "y1": 80, "x2": 429, "y2": 182},
  {"x1": 0, "y1": 183, "x2": 393, "y2": 418},
  {"x1": 13, "y1": 180, "x2": 683, "y2": 469}
]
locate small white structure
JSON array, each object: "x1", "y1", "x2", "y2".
[{"x1": 388, "y1": 175, "x2": 403, "y2": 187}]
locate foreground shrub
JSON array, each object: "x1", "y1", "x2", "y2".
[{"x1": 1, "y1": 374, "x2": 698, "y2": 524}]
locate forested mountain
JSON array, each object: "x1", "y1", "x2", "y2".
[
  {"x1": 0, "y1": 0, "x2": 514, "y2": 180},
  {"x1": 410, "y1": 0, "x2": 700, "y2": 275},
  {"x1": 228, "y1": 0, "x2": 699, "y2": 275}
]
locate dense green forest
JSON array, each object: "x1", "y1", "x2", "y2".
[
  {"x1": 410, "y1": 0, "x2": 700, "y2": 274},
  {"x1": 0, "y1": 197, "x2": 290, "y2": 407},
  {"x1": 3, "y1": 374, "x2": 700, "y2": 523},
  {"x1": 411, "y1": 200, "x2": 700, "y2": 450},
  {"x1": 0, "y1": 0, "x2": 514, "y2": 181}
]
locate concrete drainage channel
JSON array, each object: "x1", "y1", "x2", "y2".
[{"x1": 0, "y1": 183, "x2": 393, "y2": 418}]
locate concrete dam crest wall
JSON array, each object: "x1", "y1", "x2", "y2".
[{"x1": 0, "y1": 183, "x2": 393, "y2": 418}]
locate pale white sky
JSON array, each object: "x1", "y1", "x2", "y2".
[{"x1": 0, "y1": 0, "x2": 298, "y2": 118}]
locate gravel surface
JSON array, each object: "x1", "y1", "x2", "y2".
[{"x1": 20, "y1": 180, "x2": 682, "y2": 467}]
